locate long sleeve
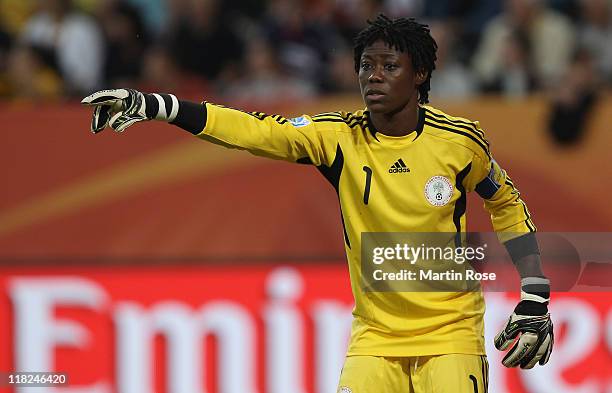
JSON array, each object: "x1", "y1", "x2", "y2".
[
  {"x1": 473, "y1": 155, "x2": 537, "y2": 243},
  {"x1": 197, "y1": 103, "x2": 344, "y2": 167}
]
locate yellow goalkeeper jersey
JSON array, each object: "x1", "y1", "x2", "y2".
[{"x1": 197, "y1": 103, "x2": 536, "y2": 357}]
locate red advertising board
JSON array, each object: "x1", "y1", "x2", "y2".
[{"x1": 0, "y1": 264, "x2": 610, "y2": 393}]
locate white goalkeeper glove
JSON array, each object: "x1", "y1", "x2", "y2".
[
  {"x1": 494, "y1": 277, "x2": 554, "y2": 369},
  {"x1": 81, "y1": 88, "x2": 179, "y2": 133}
]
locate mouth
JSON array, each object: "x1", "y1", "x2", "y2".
[{"x1": 365, "y1": 89, "x2": 386, "y2": 100}]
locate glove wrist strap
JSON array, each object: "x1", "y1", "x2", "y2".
[
  {"x1": 520, "y1": 277, "x2": 550, "y2": 304},
  {"x1": 145, "y1": 93, "x2": 179, "y2": 122}
]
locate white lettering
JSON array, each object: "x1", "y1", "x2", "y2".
[
  {"x1": 8, "y1": 278, "x2": 110, "y2": 393},
  {"x1": 311, "y1": 301, "x2": 352, "y2": 393},
  {"x1": 484, "y1": 293, "x2": 514, "y2": 393},
  {"x1": 372, "y1": 247, "x2": 384, "y2": 264},
  {"x1": 114, "y1": 301, "x2": 256, "y2": 393},
  {"x1": 264, "y1": 267, "x2": 306, "y2": 393}
]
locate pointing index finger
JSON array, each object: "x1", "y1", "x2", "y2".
[{"x1": 81, "y1": 88, "x2": 130, "y2": 106}]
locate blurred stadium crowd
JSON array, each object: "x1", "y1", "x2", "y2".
[{"x1": 0, "y1": 0, "x2": 610, "y2": 104}]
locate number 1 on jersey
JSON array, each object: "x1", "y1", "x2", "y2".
[{"x1": 362, "y1": 166, "x2": 372, "y2": 205}]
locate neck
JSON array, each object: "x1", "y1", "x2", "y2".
[{"x1": 370, "y1": 95, "x2": 420, "y2": 137}]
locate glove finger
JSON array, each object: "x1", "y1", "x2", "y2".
[
  {"x1": 539, "y1": 332, "x2": 554, "y2": 365},
  {"x1": 495, "y1": 333, "x2": 514, "y2": 351},
  {"x1": 494, "y1": 331, "x2": 514, "y2": 351},
  {"x1": 109, "y1": 111, "x2": 125, "y2": 131},
  {"x1": 91, "y1": 105, "x2": 111, "y2": 133},
  {"x1": 494, "y1": 319, "x2": 520, "y2": 351},
  {"x1": 502, "y1": 332, "x2": 537, "y2": 368},
  {"x1": 81, "y1": 88, "x2": 130, "y2": 106},
  {"x1": 520, "y1": 334, "x2": 551, "y2": 369},
  {"x1": 114, "y1": 117, "x2": 142, "y2": 133}
]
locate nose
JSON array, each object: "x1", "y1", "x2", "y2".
[{"x1": 368, "y1": 65, "x2": 384, "y2": 83}]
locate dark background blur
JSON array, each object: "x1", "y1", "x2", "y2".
[{"x1": 0, "y1": 0, "x2": 610, "y2": 106}]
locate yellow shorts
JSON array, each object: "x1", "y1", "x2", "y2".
[{"x1": 337, "y1": 354, "x2": 489, "y2": 393}]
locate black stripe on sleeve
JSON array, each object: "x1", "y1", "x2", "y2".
[
  {"x1": 424, "y1": 109, "x2": 487, "y2": 141},
  {"x1": 239, "y1": 111, "x2": 288, "y2": 125},
  {"x1": 504, "y1": 179, "x2": 536, "y2": 232},
  {"x1": 313, "y1": 112, "x2": 343, "y2": 118},
  {"x1": 522, "y1": 203, "x2": 536, "y2": 232},
  {"x1": 425, "y1": 120, "x2": 491, "y2": 158},
  {"x1": 312, "y1": 113, "x2": 343, "y2": 121},
  {"x1": 272, "y1": 114, "x2": 289, "y2": 124},
  {"x1": 347, "y1": 115, "x2": 365, "y2": 128},
  {"x1": 312, "y1": 117, "x2": 347, "y2": 123}
]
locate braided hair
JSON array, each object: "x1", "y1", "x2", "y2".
[{"x1": 354, "y1": 15, "x2": 438, "y2": 104}]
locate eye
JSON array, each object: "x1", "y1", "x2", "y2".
[
  {"x1": 360, "y1": 62, "x2": 372, "y2": 71},
  {"x1": 385, "y1": 63, "x2": 399, "y2": 71}
]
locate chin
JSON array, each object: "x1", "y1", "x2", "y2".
[{"x1": 365, "y1": 101, "x2": 387, "y2": 113}]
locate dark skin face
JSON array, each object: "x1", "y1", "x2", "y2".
[{"x1": 358, "y1": 40, "x2": 427, "y2": 136}]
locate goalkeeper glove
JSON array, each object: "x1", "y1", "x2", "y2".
[
  {"x1": 494, "y1": 277, "x2": 554, "y2": 369},
  {"x1": 81, "y1": 88, "x2": 179, "y2": 133}
]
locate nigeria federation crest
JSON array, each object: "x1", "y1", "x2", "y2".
[
  {"x1": 424, "y1": 176, "x2": 454, "y2": 206},
  {"x1": 289, "y1": 116, "x2": 311, "y2": 127}
]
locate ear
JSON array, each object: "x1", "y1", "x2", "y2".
[{"x1": 415, "y1": 69, "x2": 428, "y2": 86}]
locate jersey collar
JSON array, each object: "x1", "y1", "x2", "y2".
[{"x1": 365, "y1": 106, "x2": 426, "y2": 141}]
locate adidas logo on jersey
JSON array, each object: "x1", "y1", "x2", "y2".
[{"x1": 389, "y1": 159, "x2": 411, "y2": 173}]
